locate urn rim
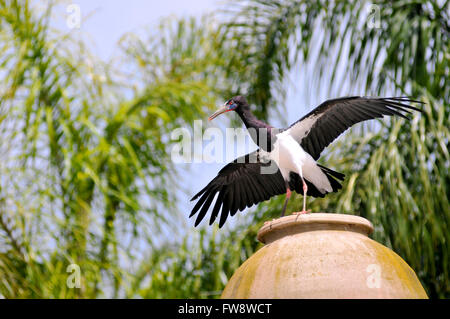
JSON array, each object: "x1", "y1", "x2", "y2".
[{"x1": 257, "y1": 213, "x2": 374, "y2": 244}]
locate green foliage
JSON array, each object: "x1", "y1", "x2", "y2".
[
  {"x1": 0, "y1": 0, "x2": 448, "y2": 298},
  {"x1": 0, "y1": 0, "x2": 219, "y2": 298}
]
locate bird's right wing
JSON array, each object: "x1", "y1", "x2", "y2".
[{"x1": 190, "y1": 150, "x2": 285, "y2": 228}]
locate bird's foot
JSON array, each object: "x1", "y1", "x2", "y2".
[
  {"x1": 292, "y1": 210, "x2": 311, "y2": 222},
  {"x1": 264, "y1": 218, "x2": 277, "y2": 230},
  {"x1": 291, "y1": 210, "x2": 311, "y2": 215},
  {"x1": 263, "y1": 218, "x2": 276, "y2": 225}
]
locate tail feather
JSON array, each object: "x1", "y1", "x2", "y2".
[
  {"x1": 289, "y1": 165, "x2": 344, "y2": 198},
  {"x1": 319, "y1": 165, "x2": 344, "y2": 194},
  {"x1": 317, "y1": 164, "x2": 345, "y2": 181}
]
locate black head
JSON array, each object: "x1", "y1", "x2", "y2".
[{"x1": 208, "y1": 96, "x2": 249, "y2": 121}]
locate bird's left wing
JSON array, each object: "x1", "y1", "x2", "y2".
[
  {"x1": 190, "y1": 150, "x2": 285, "y2": 228},
  {"x1": 285, "y1": 96, "x2": 423, "y2": 160}
]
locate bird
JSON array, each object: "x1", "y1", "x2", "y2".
[{"x1": 190, "y1": 95, "x2": 422, "y2": 228}]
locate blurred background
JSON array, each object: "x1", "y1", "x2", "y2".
[{"x1": 0, "y1": 0, "x2": 448, "y2": 298}]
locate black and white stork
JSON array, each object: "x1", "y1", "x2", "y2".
[{"x1": 190, "y1": 96, "x2": 422, "y2": 228}]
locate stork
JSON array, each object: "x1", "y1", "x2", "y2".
[{"x1": 190, "y1": 96, "x2": 422, "y2": 227}]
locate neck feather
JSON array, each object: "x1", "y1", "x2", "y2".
[
  {"x1": 236, "y1": 108, "x2": 274, "y2": 151},
  {"x1": 237, "y1": 108, "x2": 271, "y2": 130}
]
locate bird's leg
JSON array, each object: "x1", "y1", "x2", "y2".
[
  {"x1": 292, "y1": 178, "x2": 311, "y2": 215},
  {"x1": 302, "y1": 179, "x2": 308, "y2": 212},
  {"x1": 280, "y1": 187, "x2": 291, "y2": 217},
  {"x1": 264, "y1": 185, "x2": 291, "y2": 226}
]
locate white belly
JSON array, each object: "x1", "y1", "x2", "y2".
[{"x1": 269, "y1": 131, "x2": 332, "y2": 193}]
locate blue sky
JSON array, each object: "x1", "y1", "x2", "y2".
[{"x1": 51, "y1": 0, "x2": 218, "y2": 60}]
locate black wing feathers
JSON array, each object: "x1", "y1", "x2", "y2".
[
  {"x1": 288, "y1": 97, "x2": 423, "y2": 160},
  {"x1": 190, "y1": 151, "x2": 285, "y2": 228},
  {"x1": 209, "y1": 188, "x2": 224, "y2": 225}
]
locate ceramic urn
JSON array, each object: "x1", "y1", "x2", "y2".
[{"x1": 221, "y1": 213, "x2": 427, "y2": 299}]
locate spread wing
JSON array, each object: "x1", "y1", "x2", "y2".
[
  {"x1": 285, "y1": 96, "x2": 423, "y2": 160},
  {"x1": 190, "y1": 151, "x2": 285, "y2": 228}
]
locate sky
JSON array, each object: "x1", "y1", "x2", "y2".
[
  {"x1": 46, "y1": 0, "x2": 332, "y2": 229},
  {"x1": 50, "y1": 0, "x2": 219, "y2": 60}
]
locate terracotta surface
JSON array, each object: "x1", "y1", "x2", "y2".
[{"x1": 221, "y1": 213, "x2": 427, "y2": 299}]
